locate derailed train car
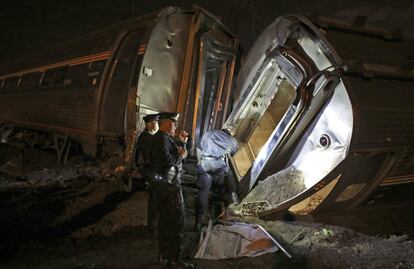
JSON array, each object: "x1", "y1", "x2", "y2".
[
  {"x1": 0, "y1": 6, "x2": 238, "y2": 168},
  {"x1": 225, "y1": 15, "x2": 414, "y2": 230},
  {"x1": 1, "y1": 5, "x2": 414, "y2": 233}
]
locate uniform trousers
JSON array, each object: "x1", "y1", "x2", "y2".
[{"x1": 152, "y1": 179, "x2": 186, "y2": 261}]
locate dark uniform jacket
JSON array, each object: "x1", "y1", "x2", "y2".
[
  {"x1": 150, "y1": 131, "x2": 185, "y2": 178},
  {"x1": 135, "y1": 129, "x2": 153, "y2": 168}
]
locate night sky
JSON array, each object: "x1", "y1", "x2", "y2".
[{"x1": 0, "y1": 0, "x2": 413, "y2": 63}]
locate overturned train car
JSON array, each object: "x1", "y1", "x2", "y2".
[
  {"x1": 225, "y1": 15, "x2": 414, "y2": 231},
  {"x1": 0, "y1": 7, "x2": 238, "y2": 167}
]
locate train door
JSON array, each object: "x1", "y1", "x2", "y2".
[
  {"x1": 176, "y1": 10, "x2": 238, "y2": 152},
  {"x1": 98, "y1": 29, "x2": 146, "y2": 136},
  {"x1": 225, "y1": 49, "x2": 309, "y2": 189}
]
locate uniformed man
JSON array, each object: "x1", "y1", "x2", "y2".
[
  {"x1": 195, "y1": 127, "x2": 240, "y2": 229},
  {"x1": 134, "y1": 113, "x2": 159, "y2": 237},
  {"x1": 148, "y1": 112, "x2": 195, "y2": 269},
  {"x1": 135, "y1": 113, "x2": 159, "y2": 171}
]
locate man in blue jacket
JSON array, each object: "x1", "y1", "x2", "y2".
[{"x1": 195, "y1": 127, "x2": 240, "y2": 229}]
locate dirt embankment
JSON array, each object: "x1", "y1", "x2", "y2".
[
  {"x1": 239, "y1": 216, "x2": 414, "y2": 269},
  {"x1": 1, "y1": 149, "x2": 414, "y2": 269},
  {"x1": 232, "y1": 167, "x2": 306, "y2": 212}
]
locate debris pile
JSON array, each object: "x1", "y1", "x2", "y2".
[{"x1": 234, "y1": 166, "x2": 306, "y2": 211}]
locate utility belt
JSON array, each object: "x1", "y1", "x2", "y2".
[
  {"x1": 152, "y1": 166, "x2": 185, "y2": 210},
  {"x1": 202, "y1": 155, "x2": 226, "y2": 161},
  {"x1": 200, "y1": 155, "x2": 228, "y2": 172},
  {"x1": 152, "y1": 166, "x2": 182, "y2": 185}
]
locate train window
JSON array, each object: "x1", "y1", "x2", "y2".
[
  {"x1": 20, "y1": 72, "x2": 42, "y2": 89},
  {"x1": 41, "y1": 70, "x2": 54, "y2": 86},
  {"x1": 64, "y1": 60, "x2": 107, "y2": 89},
  {"x1": 53, "y1": 67, "x2": 67, "y2": 85},
  {"x1": 41, "y1": 66, "x2": 68, "y2": 87},
  {"x1": 13, "y1": 76, "x2": 24, "y2": 91},
  {"x1": 18, "y1": 75, "x2": 28, "y2": 88},
  {"x1": 66, "y1": 63, "x2": 90, "y2": 89},
  {"x1": 87, "y1": 59, "x2": 107, "y2": 86},
  {"x1": 88, "y1": 59, "x2": 106, "y2": 74},
  {"x1": 1, "y1": 76, "x2": 19, "y2": 91}
]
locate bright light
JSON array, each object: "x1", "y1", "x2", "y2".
[
  {"x1": 294, "y1": 145, "x2": 347, "y2": 188},
  {"x1": 288, "y1": 82, "x2": 353, "y2": 189}
]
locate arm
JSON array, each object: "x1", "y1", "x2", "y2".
[
  {"x1": 134, "y1": 134, "x2": 144, "y2": 167},
  {"x1": 158, "y1": 135, "x2": 185, "y2": 167},
  {"x1": 229, "y1": 137, "x2": 239, "y2": 156}
]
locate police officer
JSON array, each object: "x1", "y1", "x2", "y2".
[
  {"x1": 195, "y1": 127, "x2": 240, "y2": 229},
  {"x1": 134, "y1": 113, "x2": 159, "y2": 237},
  {"x1": 135, "y1": 113, "x2": 159, "y2": 171},
  {"x1": 148, "y1": 112, "x2": 195, "y2": 269}
]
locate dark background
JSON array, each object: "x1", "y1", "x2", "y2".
[{"x1": 0, "y1": 0, "x2": 413, "y2": 63}]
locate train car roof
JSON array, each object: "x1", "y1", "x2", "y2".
[{"x1": 0, "y1": 6, "x2": 234, "y2": 77}]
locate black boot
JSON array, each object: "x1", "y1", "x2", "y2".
[
  {"x1": 160, "y1": 257, "x2": 197, "y2": 269},
  {"x1": 177, "y1": 257, "x2": 198, "y2": 269}
]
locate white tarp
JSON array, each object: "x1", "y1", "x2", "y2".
[{"x1": 195, "y1": 221, "x2": 279, "y2": 260}]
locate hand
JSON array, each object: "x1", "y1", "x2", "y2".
[
  {"x1": 178, "y1": 147, "x2": 188, "y2": 159},
  {"x1": 130, "y1": 169, "x2": 143, "y2": 178},
  {"x1": 178, "y1": 130, "x2": 189, "y2": 143}
]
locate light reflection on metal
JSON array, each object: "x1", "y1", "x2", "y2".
[
  {"x1": 288, "y1": 82, "x2": 353, "y2": 189},
  {"x1": 228, "y1": 14, "x2": 358, "y2": 215},
  {"x1": 250, "y1": 106, "x2": 298, "y2": 190},
  {"x1": 227, "y1": 59, "x2": 280, "y2": 126},
  {"x1": 335, "y1": 183, "x2": 367, "y2": 202}
]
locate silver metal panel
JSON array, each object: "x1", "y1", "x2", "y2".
[
  {"x1": 287, "y1": 81, "x2": 353, "y2": 188},
  {"x1": 232, "y1": 14, "x2": 414, "y2": 217},
  {"x1": 231, "y1": 17, "x2": 287, "y2": 103},
  {"x1": 137, "y1": 9, "x2": 191, "y2": 113},
  {"x1": 228, "y1": 14, "x2": 355, "y2": 214}
]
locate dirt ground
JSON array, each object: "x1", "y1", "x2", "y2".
[{"x1": 1, "y1": 146, "x2": 414, "y2": 269}]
